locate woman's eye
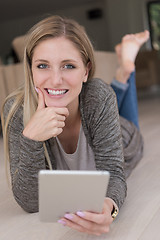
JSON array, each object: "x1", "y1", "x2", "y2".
[
  {"x1": 63, "y1": 64, "x2": 75, "y2": 69},
  {"x1": 37, "y1": 64, "x2": 48, "y2": 69}
]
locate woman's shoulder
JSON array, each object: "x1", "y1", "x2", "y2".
[
  {"x1": 84, "y1": 78, "x2": 113, "y2": 92},
  {"x1": 3, "y1": 94, "x2": 23, "y2": 122},
  {"x1": 80, "y1": 78, "x2": 116, "y2": 106},
  {"x1": 3, "y1": 96, "x2": 16, "y2": 110},
  {"x1": 79, "y1": 78, "x2": 118, "y2": 127},
  {"x1": 82, "y1": 78, "x2": 115, "y2": 97}
]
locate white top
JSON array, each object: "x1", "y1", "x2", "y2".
[{"x1": 50, "y1": 125, "x2": 96, "y2": 171}]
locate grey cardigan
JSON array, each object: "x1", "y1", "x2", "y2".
[{"x1": 4, "y1": 78, "x2": 143, "y2": 213}]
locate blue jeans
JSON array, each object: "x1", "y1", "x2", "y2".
[{"x1": 111, "y1": 72, "x2": 139, "y2": 129}]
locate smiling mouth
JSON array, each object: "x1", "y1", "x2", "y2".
[{"x1": 45, "y1": 88, "x2": 68, "y2": 96}]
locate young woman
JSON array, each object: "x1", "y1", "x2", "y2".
[{"x1": 1, "y1": 15, "x2": 148, "y2": 236}]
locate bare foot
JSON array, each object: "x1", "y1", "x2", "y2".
[{"x1": 115, "y1": 30, "x2": 150, "y2": 83}]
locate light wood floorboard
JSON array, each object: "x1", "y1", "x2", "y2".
[{"x1": 0, "y1": 95, "x2": 160, "y2": 240}]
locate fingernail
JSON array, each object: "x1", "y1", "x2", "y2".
[
  {"x1": 64, "y1": 213, "x2": 73, "y2": 220},
  {"x1": 76, "y1": 211, "x2": 85, "y2": 217},
  {"x1": 35, "y1": 87, "x2": 39, "y2": 93},
  {"x1": 58, "y1": 219, "x2": 66, "y2": 226}
]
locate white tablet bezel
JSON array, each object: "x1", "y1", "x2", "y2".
[{"x1": 39, "y1": 170, "x2": 110, "y2": 222}]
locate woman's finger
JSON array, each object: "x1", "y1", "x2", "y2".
[
  {"x1": 76, "y1": 210, "x2": 111, "y2": 225},
  {"x1": 36, "y1": 88, "x2": 45, "y2": 110},
  {"x1": 62, "y1": 213, "x2": 110, "y2": 235},
  {"x1": 59, "y1": 217, "x2": 104, "y2": 236},
  {"x1": 53, "y1": 107, "x2": 69, "y2": 118}
]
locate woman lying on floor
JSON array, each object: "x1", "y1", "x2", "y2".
[{"x1": 1, "y1": 15, "x2": 149, "y2": 236}]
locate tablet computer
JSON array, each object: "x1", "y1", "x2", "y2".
[{"x1": 39, "y1": 170, "x2": 110, "y2": 222}]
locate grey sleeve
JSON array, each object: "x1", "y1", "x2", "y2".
[
  {"x1": 80, "y1": 79, "x2": 127, "y2": 209},
  {"x1": 95, "y1": 89, "x2": 127, "y2": 209},
  {"x1": 3, "y1": 99, "x2": 46, "y2": 213}
]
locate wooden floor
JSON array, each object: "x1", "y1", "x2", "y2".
[{"x1": 0, "y1": 94, "x2": 160, "y2": 240}]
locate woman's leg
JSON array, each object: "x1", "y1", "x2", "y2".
[
  {"x1": 111, "y1": 72, "x2": 139, "y2": 128},
  {"x1": 112, "y1": 30, "x2": 150, "y2": 128}
]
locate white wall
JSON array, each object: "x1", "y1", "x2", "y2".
[
  {"x1": 0, "y1": 0, "x2": 150, "y2": 61},
  {"x1": 104, "y1": 0, "x2": 130, "y2": 50},
  {"x1": 0, "y1": 0, "x2": 108, "y2": 60},
  {"x1": 104, "y1": 0, "x2": 150, "y2": 51}
]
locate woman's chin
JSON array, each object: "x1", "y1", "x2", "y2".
[{"x1": 45, "y1": 100, "x2": 67, "y2": 108}]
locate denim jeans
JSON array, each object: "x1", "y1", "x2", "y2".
[{"x1": 111, "y1": 72, "x2": 139, "y2": 129}]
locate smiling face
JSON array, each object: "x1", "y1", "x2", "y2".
[{"x1": 31, "y1": 37, "x2": 90, "y2": 109}]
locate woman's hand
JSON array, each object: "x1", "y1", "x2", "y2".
[
  {"x1": 58, "y1": 198, "x2": 116, "y2": 236},
  {"x1": 23, "y1": 89, "x2": 69, "y2": 141}
]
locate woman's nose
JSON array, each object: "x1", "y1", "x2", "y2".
[{"x1": 50, "y1": 69, "x2": 62, "y2": 85}]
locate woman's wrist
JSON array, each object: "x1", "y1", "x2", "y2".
[{"x1": 105, "y1": 197, "x2": 119, "y2": 219}]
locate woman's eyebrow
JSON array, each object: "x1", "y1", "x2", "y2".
[
  {"x1": 34, "y1": 59, "x2": 49, "y2": 63},
  {"x1": 62, "y1": 59, "x2": 78, "y2": 64},
  {"x1": 33, "y1": 59, "x2": 79, "y2": 64}
]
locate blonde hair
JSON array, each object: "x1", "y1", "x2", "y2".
[{"x1": 1, "y1": 15, "x2": 96, "y2": 170}]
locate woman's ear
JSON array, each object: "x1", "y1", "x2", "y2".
[{"x1": 83, "y1": 61, "x2": 91, "y2": 83}]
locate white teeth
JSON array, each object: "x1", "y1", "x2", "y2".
[{"x1": 47, "y1": 89, "x2": 67, "y2": 96}]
